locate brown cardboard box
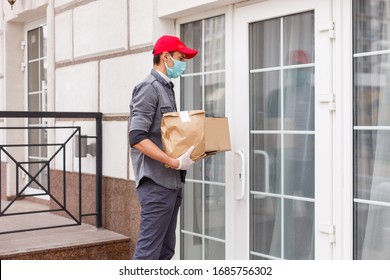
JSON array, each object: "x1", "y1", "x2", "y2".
[{"x1": 205, "y1": 117, "x2": 231, "y2": 155}]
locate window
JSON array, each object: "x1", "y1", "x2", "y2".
[
  {"x1": 353, "y1": 0, "x2": 390, "y2": 260},
  {"x1": 180, "y1": 15, "x2": 226, "y2": 260},
  {"x1": 26, "y1": 24, "x2": 48, "y2": 191}
]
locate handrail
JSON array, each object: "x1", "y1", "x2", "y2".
[
  {"x1": 0, "y1": 111, "x2": 102, "y2": 119},
  {"x1": 0, "y1": 111, "x2": 103, "y2": 234}
]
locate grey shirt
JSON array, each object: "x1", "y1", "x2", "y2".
[{"x1": 129, "y1": 69, "x2": 183, "y2": 189}]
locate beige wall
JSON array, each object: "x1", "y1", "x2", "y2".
[
  {"x1": 1, "y1": 0, "x2": 175, "y2": 182},
  {"x1": 51, "y1": 0, "x2": 174, "y2": 180},
  {"x1": 0, "y1": 0, "x2": 231, "y2": 185}
]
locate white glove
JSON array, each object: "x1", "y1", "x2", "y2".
[{"x1": 177, "y1": 146, "x2": 195, "y2": 170}]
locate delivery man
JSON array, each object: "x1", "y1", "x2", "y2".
[{"x1": 129, "y1": 35, "x2": 198, "y2": 259}]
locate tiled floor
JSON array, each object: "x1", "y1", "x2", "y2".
[{"x1": 0, "y1": 199, "x2": 128, "y2": 257}]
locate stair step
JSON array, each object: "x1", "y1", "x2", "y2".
[{"x1": 0, "y1": 225, "x2": 131, "y2": 260}]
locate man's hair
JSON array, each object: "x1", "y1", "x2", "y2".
[{"x1": 153, "y1": 51, "x2": 175, "y2": 66}]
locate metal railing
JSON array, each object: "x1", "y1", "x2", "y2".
[{"x1": 0, "y1": 111, "x2": 103, "y2": 234}]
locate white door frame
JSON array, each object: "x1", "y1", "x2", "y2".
[{"x1": 332, "y1": 0, "x2": 353, "y2": 260}]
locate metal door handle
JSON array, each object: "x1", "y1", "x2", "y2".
[{"x1": 235, "y1": 150, "x2": 245, "y2": 200}]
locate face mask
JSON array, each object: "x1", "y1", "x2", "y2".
[
  {"x1": 296, "y1": 70, "x2": 310, "y2": 85},
  {"x1": 165, "y1": 54, "x2": 186, "y2": 79}
]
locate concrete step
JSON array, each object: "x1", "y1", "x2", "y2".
[
  {"x1": 0, "y1": 226, "x2": 131, "y2": 260},
  {"x1": 0, "y1": 199, "x2": 132, "y2": 260}
]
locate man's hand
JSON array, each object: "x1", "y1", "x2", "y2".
[{"x1": 176, "y1": 146, "x2": 195, "y2": 170}]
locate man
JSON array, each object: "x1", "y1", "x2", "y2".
[{"x1": 129, "y1": 35, "x2": 198, "y2": 260}]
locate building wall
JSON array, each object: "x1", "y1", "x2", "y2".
[
  {"x1": 0, "y1": 0, "x2": 173, "y2": 247},
  {"x1": 0, "y1": 0, "x2": 240, "y2": 194},
  {"x1": 0, "y1": 0, "x2": 174, "y2": 183},
  {"x1": 52, "y1": 0, "x2": 174, "y2": 180},
  {"x1": 0, "y1": 1, "x2": 178, "y2": 255}
]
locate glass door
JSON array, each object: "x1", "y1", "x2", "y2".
[
  {"x1": 232, "y1": 0, "x2": 334, "y2": 259},
  {"x1": 179, "y1": 15, "x2": 227, "y2": 260},
  {"x1": 353, "y1": 0, "x2": 390, "y2": 260},
  {"x1": 25, "y1": 23, "x2": 48, "y2": 194}
]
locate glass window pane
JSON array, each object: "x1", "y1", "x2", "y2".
[
  {"x1": 181, "y1": 182, "x2": 202, "y2": 234},
  {"x1": 249, "y1": 18, "x2": 280, "y2": 69},
  {"x1": 354, "y1": 130, "x2": 390, "y2": 203},
  {"x1": 28, "y1": 128, "x2": 40, "y2": 145},
  {"x1": 180, "y1": 233, "x2": 202, "y2": 260},
  {"x1": 354, "y1": 0, "x2": 390, "y2": 53},
  {"x1": 354, "y1": 54, "x2": 390, "y2": 127},
  {"x1": 186, "y1": 160, "x2": 203, "y2": 181},
  {"x1": 250, "y1": 254, "x2": 271, "y2": 260},
  {"x1": 204, "y1": 153, "x2": 225, "y2": 183},
  {"x1": 284, "y1": 67, "x2": 315, "y2": 131},
  {"x1": 181, "y1": 20, "x2": 202, "y2": 74},
  {"x1": 251, "y1": 134, "x2": 281, "y2": 194},
  {"x1": 283, "y1": 12, "x2": 314, "y2": 66},
  {"x1": 28, "y1": 61, "x2": 39, "y2": 92},
  {"x1": 354, "y1": 202, "x2": 390, "y2": 259},
  {"x1": 250, "y1": 71, "x2": 281, "y2": 131},
  {"x1": 204, "y1": 16, "x2": 225, "y2": 71},
  {"x1": 251, "y1": 196, "x2": 281, "y2": 258},
  {"x1": 28, "y1": 130, "x2": 39, "y2": 157},
  {"x1": 181, "y1": 76, "x2": 202, "y2": 111},
  {"x1": 205, "y1": 184, "x2": 225, "y2": 239},
  {"x1": 28, "y1": 29, "x2": 39, "y2": 60},
  {"x1": 284, "y1": 134, "x2": 314, "y2": 198},
  {"x1": 41, "y1": 60, "x2": 47, "y2": 85},
  {"x1": 205, "y1": 73, "x2": 225, "y2": 117},
  {"x1": 28, "y1": 94, "x2": 40, "y2": 112},
  {"x1": 41, "y1": 25, "x2": 48, "y2": 58},
  {"x1": 205, "y1": 239, "x2": 225, "y2": 260},
  {"x1": 41, "y1": 129, "x2": 48, "y2": 154},
  {"x1": 284, "y1": 199, "x2": 314, "y2": 259}
]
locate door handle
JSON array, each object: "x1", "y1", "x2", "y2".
[
  {"x1": 235, "y1": 150, "x2": 245, "y2": 200},
  {"x1": 254, "y1": 150, "x2": 270, "y2": 194}
]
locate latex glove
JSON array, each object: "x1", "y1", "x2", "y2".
[{"x1": 177, "y1": 146, "x2": 195, "y2": 170}]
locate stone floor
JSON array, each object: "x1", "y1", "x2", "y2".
[{"x1": 0, "y1": 199, "x2": 130, "y2": 259}]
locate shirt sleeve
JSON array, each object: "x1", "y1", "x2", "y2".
[
  {"x1": 129, "y1": 130, "x2": 148, "y2": 147},
  {"x1": 129, "y1": 82, "x2": 158, "y2": 133}
]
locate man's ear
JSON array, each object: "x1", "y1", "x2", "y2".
[{"x1": 161, "y1": 51, "x2": 170, "y2": 62}]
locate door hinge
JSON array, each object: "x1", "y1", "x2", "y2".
[
  {"x1": 20, "y1": 41, "x2": 26, "y2": 50},
  {"x1": 319, "y1": 21, "x2": 335, "y2": 39},
  {"x1": 318, "y1": 224, "x2": 336, "y2": 243},
  {"x1": 319, "y1": 93, "x2": 336, "y2": 111}
]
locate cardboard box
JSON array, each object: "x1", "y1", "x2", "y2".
[{"x1": 205, "y1": 117, "x2": 231, "y2": 155}]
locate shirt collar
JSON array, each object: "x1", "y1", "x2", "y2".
[
  {"x1": 154, "y1": 69, "x2": 171, "y2": 83},
  {"x1": 151, "y1": 69, "x2": 174, "y2": 90}
]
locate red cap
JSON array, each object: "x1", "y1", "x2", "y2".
[
  {"x1": 291, "y1": 50, "x2": 310, "y2": 64},
  {"x1": 153, "y1": 35, "x2": 198, "y2": 59}
]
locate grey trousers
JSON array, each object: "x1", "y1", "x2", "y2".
[{"x1": 133, "y1": 178, "x2": 182, "y2": 260}]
